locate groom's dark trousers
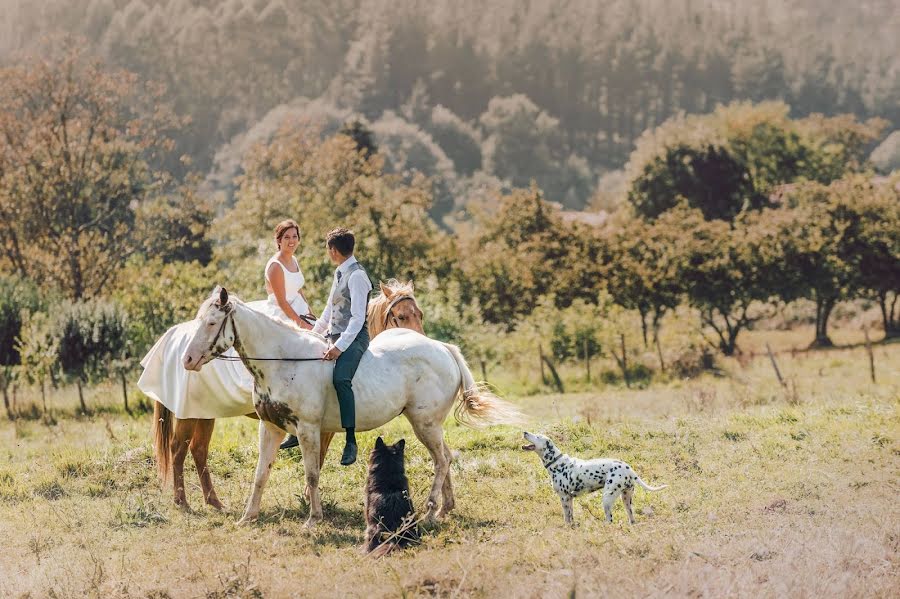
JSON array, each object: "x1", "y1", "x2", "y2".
[{"x1": 332, "y1": 324, "x2": 369, "y2": 428}]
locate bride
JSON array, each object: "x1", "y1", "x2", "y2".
[
  {"x1": 261, "y1": 219, "x2": 314, "y2": 329},
  {"x1": 138, "y1": 219, "x2": 314, "y2": 420}
]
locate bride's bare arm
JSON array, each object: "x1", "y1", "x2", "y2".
[{"x1": 267, "y1": 263, "x2": 311, "y2": 329}]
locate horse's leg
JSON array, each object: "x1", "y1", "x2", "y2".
[
  {"x1": 237, "y1": 420, "x2": 282, "y2": 524},
  {"x1": 439, "y1": 440, "x2": 455, "y2": 516},
  {"x1": 303, "y1": 431, "x2": 334, "y2": 501},
  {"x1": 296, "y1": 425, "x2": 323, "y2": 528},
  {"x1": 172, "y1": 418, "x2": 196, "y2": 509},
  {"x1": 408, "y1": 419, "x2": 450, "y2": 522},
  {"x1": 190, "y1": 418, "x2": 223, "y2": 510},
  {"x1": 319, "y1": 432, "x2": 334, "y2": 467}
]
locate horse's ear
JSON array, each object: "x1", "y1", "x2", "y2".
[
  {"x1": 379, "y1": 281, "x2": 392, "y2": 299},
  {"x1": 219, "y1": 287, "x2": 229, "y2": 306},
  {"x1": 394, "y1": 438, "x2": 405, "y2": 452},
  {"x1": 375, "y1": 436, "x2": 385, "y2": 449}
]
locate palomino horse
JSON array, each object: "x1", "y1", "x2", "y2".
[
  {"x1": 149, "y1": 280, "x2": 425, "y2": 510},
  {"x1": 182, "y1": 287, "x2": 519, "y2": 526}
]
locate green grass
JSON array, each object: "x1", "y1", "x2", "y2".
[{"x1": 0, "y1": 335, "x2": 898, "y2": 598}]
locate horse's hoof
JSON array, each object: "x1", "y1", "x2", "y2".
[
  {"x1": 207, "y1": 499, "x2": 225, "y2": 511},
  {"x1": 236, "y1": 515, "x2": 257, "y2": 526},
  {"x1": 303, "y1": 517, "x2": 321, "y2": 529}
]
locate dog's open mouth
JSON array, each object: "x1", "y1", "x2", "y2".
[{"x1": 521, "y1": 443, "x2": 535, "y2": 451}]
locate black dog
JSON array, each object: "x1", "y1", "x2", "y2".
[{"x1": 364, "y1": 437, "x2": 419, "y2": 556}]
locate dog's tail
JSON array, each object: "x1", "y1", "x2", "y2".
[
  {"x1": 442, "y1": 342, "x2": 523, "y2": 428},
  {"x1": 635, "y1": 476, "x2": 667, "y2": 492}
]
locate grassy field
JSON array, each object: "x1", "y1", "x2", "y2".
[{"x1": 1, "y1": 330, "x2": 898, "y2": 598}]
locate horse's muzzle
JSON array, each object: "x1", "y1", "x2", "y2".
[{"x1": 182, "y1": 351, "x2": 203, "y2": 371}]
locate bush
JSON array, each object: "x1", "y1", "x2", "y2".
[
  {"x1": 0, "y1": 276, "x2": 43, "y2": 418},
  {"x1": 0, "y1": 276, "x2": 43, "y2": 367},
  {"x1": 19, "y1": 299, "x2": 130, "y2": 413}
]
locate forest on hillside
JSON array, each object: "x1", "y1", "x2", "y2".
[{"x1": 2, "y1": 0, "x2": 898, "y2": 216}]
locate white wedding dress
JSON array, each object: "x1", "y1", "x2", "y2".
[{"x1": 137, "y1": 256, "x2": 311, "y2": 419}]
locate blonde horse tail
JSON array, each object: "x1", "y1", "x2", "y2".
[
  {"x1": 442, "y1": 343, "x2": 523, "y2": 428},
  {"x1": 152, "y1": 401, "x2": 174, "y2": 485}
]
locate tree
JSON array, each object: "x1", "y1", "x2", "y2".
[
  {"x1": 0, "y1": 276, "x2": 43, "y2": 418},
  {"x1": 603, "y1": 212, "x2": 688, "y2": 348},
  {"x1": 680, "y1": 206, "x2": 785, "y2": 355},
  {"x1": 45, "y1": 299, "x2": 129, "y2": 413},
  {"x1": 458, "y1": 186, "x2": 601, "y2": 327},
  {"x1": 625, "y1": 102, "x2": 884, "y2": 222},
  {"x1": 479, "y1": 94, "x2": 593, "y2": 209},
  {"x1": 339, "y1": 118, "x2": 378, "y2": 157},
  {"x1": 777, "y1": 177, "x2": 887, "y2": 347},
  {"x1": 0, "y1": 42, "x2": 184, "y2": 299},
  {"x1": 853, "y1": 177, "x2": 900, "y2": 337},
  {"x1": 627, "y1": 143, "x2": 760, "y2": 221},
  {"x1": 213, "y1": 124, "x2": 453, "y2": 304}
]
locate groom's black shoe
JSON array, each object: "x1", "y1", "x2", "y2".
[
  {"x1": 279, "y1": 435, "x2": 299, "y2": 450},
  {"x1": 340, "y1": 438, "x2": 358, "y2": 466}
]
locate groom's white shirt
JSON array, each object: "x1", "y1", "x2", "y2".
[{"x1": 312, "y1": 256, "x2": 371, "y2": 352}]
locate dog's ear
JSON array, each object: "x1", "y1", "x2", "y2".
[
  {"x1": 375, "y1": 436, "x2": 385, "y2": 449},
  {"x1": 394, "y1": 439, "x2": 405, "y2": 452}
]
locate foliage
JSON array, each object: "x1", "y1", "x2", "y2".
[
  {"x1": 425, "y1": 105, "x2": 482, "y2": 176},
  {"x1": 602, "y1": 211, "x2": 689, "y2": 345},
  {"x1": 370, "y1": 111, "x2": 458, "y2": 218},
  {"x1": 457, "y1": 186, "x2": 602, "y2": 327},
  {"x1": 625, "y1": 102, "x2": 884, "y2": 222},
  {"x1": 679, "y1": 206, "x2": 784, "y2": 356},
  {"x1": 133, "y1": 183, "x2": 215, "y2": 265},
  {"x1": 479, "y1": 94, "x2": 593, "y2": 209},
  {"x1": 0, "y1": 276, "x2": 43, "y2": 366},
  {"x1": 778, "y1": 175, "x2": 900, "y2": 345},
  {"x1": 213, "y1": 125, "x2": 453, "y2": 305},
  {"x1": 0, "y1": 41, "x2": 185, "y2": 299},
  {"x1": 47, "y1": 299, "x2": 130, "y2": 385},
  {"x1": 110, "y1": 256, "x2": 219, "y2": 355}
]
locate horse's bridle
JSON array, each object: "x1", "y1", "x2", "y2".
[
  {"x1": 384, "y1": 295, "x2": 420, "y2": 329},
  {"x1": 209, "y1": 303, "x2": 323, "y2": 363}
]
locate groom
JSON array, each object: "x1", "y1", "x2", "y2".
[{"x1": 293, "y1": 227, "x2": 372, "y2": 465}]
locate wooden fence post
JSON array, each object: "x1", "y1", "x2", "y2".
[
  {"x1": 766, "y1": 343, "x2": 786, "y2": 388},
  {"x1": 864, "y1": 328, "x2": 875, "y2": 384},
  {"x1": 584, "y1": 337, "x2": 591, "y2": 383}
]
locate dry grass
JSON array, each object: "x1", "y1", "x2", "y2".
[{"x1": 0, "y1": 339, "x2": 898, "y2": 598}]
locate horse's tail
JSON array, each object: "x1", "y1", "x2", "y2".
[
  {"x1": 152, "y1": 401, "x2": 174, "y2": 485},
  {"x1": 442, "y1": 343, "x2": 523, "y2": 428}
]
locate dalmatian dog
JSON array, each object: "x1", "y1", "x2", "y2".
[{"x1": 522, "y1": 431, "x2": 666, "y2": 525}]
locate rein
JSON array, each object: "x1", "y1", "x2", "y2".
[{"x1": 210, "y1": 307, "x2": 325, "y2": 363}]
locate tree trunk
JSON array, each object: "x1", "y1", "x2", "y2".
[
  {"x1": 41, "y1": 379, "x2": 47, "y2": 415},
  {"x1": 540, "y1": 354, "x2": 565, "y2": 393},
  {"x1": 879, "y1": 291, "x2": 900, "y2": 339},
  {"x1": 639, "y1": 309, "x2": 649, "y2": 349},
  {"x1": 2, "y1": 384, "x2": 11, "y2": 420},
  {"x1": 77, "y1": 379, "x2": 87, "y2": 415},
  {"x1": 811, "y1": 296, "x2": 836, "y2": 348},
  {"x1": 120, "y1": 371, "x2": 130, "y2": 414}
]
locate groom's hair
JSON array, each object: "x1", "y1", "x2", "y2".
[{"x1": 326, "y1": 227, "x2": 355, "y2": 256}]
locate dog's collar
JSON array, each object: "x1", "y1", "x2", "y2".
[{"x1": 544, "y1": 453, "x2": 564, "y2": 469}]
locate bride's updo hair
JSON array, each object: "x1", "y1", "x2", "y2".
[{"x1": 274, "y1": 219, "x2": 300, "y2": 249}]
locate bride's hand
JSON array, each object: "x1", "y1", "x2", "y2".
[{"x1": 297, "y1": 318, "x2": 313, "y2": 330}]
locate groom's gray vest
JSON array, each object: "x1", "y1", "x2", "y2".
[{"x1": 328, "y1": 261, "x2": 370, "y2": 340}]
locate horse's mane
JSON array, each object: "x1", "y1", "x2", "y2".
[{"x1": 367, "y1": 279, "x2": 417, "y2": 338}]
